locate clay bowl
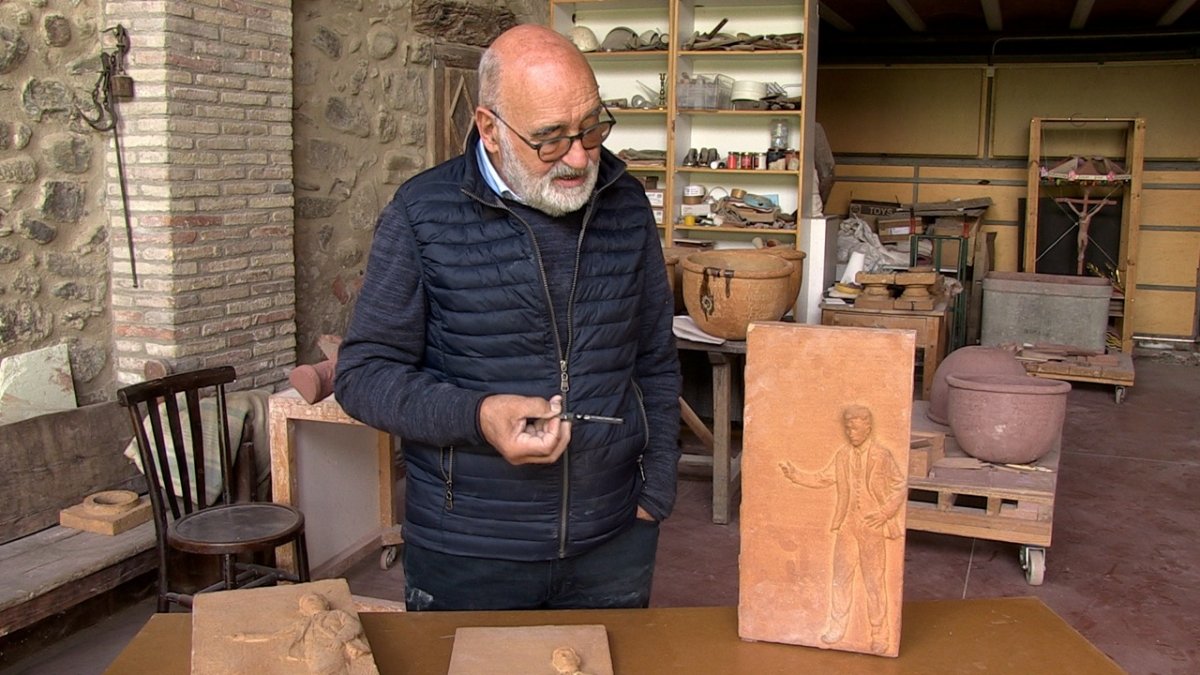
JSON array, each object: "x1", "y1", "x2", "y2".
[
  {"x1": 928, "y1": 346, "x2": 1026, "y2": 425},
  {"x1": 946, "y1": 374, "x2": 1071, "y2": 464},
  {"x1": 755, "y1": 247, "x2": 807, "y2": 307},
  {"x1": 681, "y1": 250, "x2": 792, "y2": 340}
]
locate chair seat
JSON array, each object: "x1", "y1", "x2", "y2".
[{"x1": 168, "y1": 503, "x2": 304, "y2": 555}]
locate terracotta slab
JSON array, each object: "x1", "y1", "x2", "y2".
[
  {"x1": 739, "y1": 322, "x2": 914, "y2": 657},
  {"x1": 191, "y1": 578, "x2": 380, "y2": 675},
  {"x1": 448, "y1": 624, "x2": 613, "y2": 675}
]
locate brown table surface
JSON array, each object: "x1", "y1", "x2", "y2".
[{"x1": 105, "y1": 597, "x2": 1121, "y2": 674}]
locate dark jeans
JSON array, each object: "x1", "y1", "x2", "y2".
[{"x1": 402, "y1": 519, "x2": 660, "y2": 611}]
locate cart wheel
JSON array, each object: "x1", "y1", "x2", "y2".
[
  {"x1": 1114, "y1": 386, "x2": 1126, "y2": 404},
  {"x1": 1021, "y1": 546, "x2": 1046, "y2": 586},
  {"x1": 380, "y1": 545, "x2": 399, "y2": 570}
]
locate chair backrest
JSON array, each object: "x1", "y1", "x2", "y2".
[{"x1": 117, "y1": 366, "x2": 237, "y2": 524}]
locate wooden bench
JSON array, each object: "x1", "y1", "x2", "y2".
[{"x1": 0, "y1": 402, "x2": 150, "y2": 637}]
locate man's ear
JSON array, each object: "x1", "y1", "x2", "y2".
[{"x1": 475, "y1": 107, "x2": 501, "y2": 153}]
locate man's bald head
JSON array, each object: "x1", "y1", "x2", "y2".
[{"x1": 479, "y1": 24, "x2": 597, "y2": 113}]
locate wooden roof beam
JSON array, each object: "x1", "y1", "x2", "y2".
[
  {"x1": 980, "y1": 0, "x2": 1003, "y2": 32},
  {"x1": 1069, "y1": 0, "x2": 1095, "y2": 30},
  {"x1": 819, "y1": 2, "x2": 855, "y2": 32},
  {"x1": 887, "y1": 0, "x2": 927, "y2": 32},
  {"x1": 1158, "y1": 0, "x2": 1198, "y2": 26}
]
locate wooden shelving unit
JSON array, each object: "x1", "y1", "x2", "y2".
[
  {"x1": 1024, "y1": 117, "x2": 1146, "y2": 354},
  {"x1": 549, "y1": 0, "x2": 818, "y2": 253}
]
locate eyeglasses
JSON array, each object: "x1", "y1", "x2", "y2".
[{"x1": 488, "y1": 105, "x2": 616, "y2": 162}]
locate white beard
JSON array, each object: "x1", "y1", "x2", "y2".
[{"x1": 498, "y1": 132, "x2": 600, "y2": 217}]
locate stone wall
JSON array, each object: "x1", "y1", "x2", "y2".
[
  {"x1": 0, "y1": 0, "x2": 548, "y2": 402},
  {"x1": 291, "y1": 0, "x2": 546, "y2": 364},
  {"x1": 0, "y1": 0, "x2": 112, "y2": 404}
]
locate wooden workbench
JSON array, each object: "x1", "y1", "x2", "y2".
[
  {"x1": 676, "y1": 338, "x2": 746, "y2": 525},
  {"x1": 820, "y1": 301, "x2": 949, "y2": 400},
  {"x1": 105, "y1": 597, "x2": 1122, "y2": 674}
]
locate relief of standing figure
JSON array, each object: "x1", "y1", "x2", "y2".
[{"x1": 779, "y1": 405, "x2": 906, "y2": 654}]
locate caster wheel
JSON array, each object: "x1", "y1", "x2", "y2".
[
  {"x1": 380, "y1": 545, "x2": 399, "y2": 570},
  {"x1": 1114, "y1": 386, "x2": 1126, "y2": 404},
  {"x1": 1021, "y1": 546, "x2": 1046, "y2": 586}
]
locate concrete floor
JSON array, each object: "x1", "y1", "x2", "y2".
[{"x1": 2, "y1": 358, "x2": 1196, "y2": 674}]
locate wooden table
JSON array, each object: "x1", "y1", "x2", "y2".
[
  {"x1": 820, "y1": 301, "x2": 949, "y2": 400},
  {"x1": 104, "y1": 597, "x2": 1122, "y2": 674},
  {"x1": 677, "y1": 338, "x2": 746, "y2": 525},
  {"x1": 268, "y1": 390, "x2": 402, "y2": 577}
]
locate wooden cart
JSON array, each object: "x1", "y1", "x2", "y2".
[
  {"x1": 1022, "y1": 350, "x2": 1135, "y2": 404},
  {"x1": 909, "y1": 401, "x2": 1060, "y2": 585}
]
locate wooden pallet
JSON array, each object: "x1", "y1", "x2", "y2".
[
  {"x1": 1021, "y1": 350, "x2": 1134, "y2": 402},
  {"x1": 907, "y1": 403, "x2": 1059, "y2": 548}
]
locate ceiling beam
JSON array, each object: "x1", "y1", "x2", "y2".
[
  {"x1": 1158, "y1": 0, "x2": 1198, "y2": 26},
  {"x1": 886, "y1": 0, "x2": 927, "y2": 32},
  {"x1": 1069, "y1": 0, "x2": 1095, "y2": 30},
  {"x1": 819, "y1": 3, "x2": 855, "y2": 32},
  {"x1": 980, "y1": 0, "x2": 1003, "y2": 31}
]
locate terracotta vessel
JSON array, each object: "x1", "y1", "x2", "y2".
[
  {"x1": 681, "y1": 250, "x2": 792, "y2": 340},
  {"x1": 946, "y1": 374, "x2": 1071, "y2": 464},
  {"x1": 927, "y1": 346, "x2": 1025, "y2": 424},
  {"x1": 756, "y1": 247, "x2": 806, "y2": 307},
  {"x1": 662, "y1": 246, "x2": 691, "y2": 314},
  {"x1": 663, "y1": 251, "x2": 680, "y2": 303}
]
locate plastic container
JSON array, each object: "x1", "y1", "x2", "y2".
[{"x1": 981, "y1": 272, "x2": 1112, "y2": 350}]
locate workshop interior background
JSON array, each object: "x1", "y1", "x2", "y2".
[{"x1": 1, "y1": 0, "x2": 1198, "y2": 406}]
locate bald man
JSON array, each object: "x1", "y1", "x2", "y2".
[{"x1": 336, "y1": 25, "x2": 680, "y2": 611}]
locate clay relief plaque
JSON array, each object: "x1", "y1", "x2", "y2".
[
  {"x1": 191, "y1": 578, "x2": 380, "y2": 675},
  {"x1": 447, "y1": 624, "x2": 613, "y2": 675},
  {"x1": 739, "y1": 322, "x2": 914, "y2": 657}
]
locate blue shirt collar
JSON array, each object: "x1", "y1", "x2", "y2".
[{"x1": 475, "y1": 138, "x2": 523, "y2": 203}]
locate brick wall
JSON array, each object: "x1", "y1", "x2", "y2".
[{"x1": 105, "y1": 0, "x2": 296, "y2": 389}]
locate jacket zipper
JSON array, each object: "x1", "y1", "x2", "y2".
[
  {"x1": 462, "y1": 183, "x2": 609, "y2": 557},
  {"x1": 633, "y1": 382, "x2": 649, "y2": 482},
  {"x1": 440, "y1": 446, "x2": 454, "y2": 511}
]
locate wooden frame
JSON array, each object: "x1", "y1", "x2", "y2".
[{"x1": 1023, "y1": 117, "x2": 1146, "y2": 353}]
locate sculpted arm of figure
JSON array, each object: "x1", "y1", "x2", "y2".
[
  {"x1": 335, "y1": 197, "x2": 491, "y2": 448},
  {"x1": 779, "y1": 457, "x2": 836, "y2": 488},
  {"x1": 479, "y1": 394, "x2": 573, "y2": 465}
]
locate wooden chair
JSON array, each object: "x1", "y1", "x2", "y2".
[{"x1": 117, "y1": 366, "x2": 309, "y2": 612}]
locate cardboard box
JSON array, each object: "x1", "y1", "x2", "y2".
[
  {"x1": 876, "y1": 215, "x2": 922, "y2": 243},
  {"x1": 652, "y1": 208, "x2": 664, "y2": 225},
  {"x1": 679, "y1": 203, "x2": 711, "y2": 218},
  {"x1": 645, "y1": 189, "x2": 665, "y2": 207}
]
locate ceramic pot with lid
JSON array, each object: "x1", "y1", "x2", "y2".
[{"x1": 681, "y1": 250, "x2": 791, "y2": 340}]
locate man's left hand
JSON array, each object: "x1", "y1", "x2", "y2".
[{"x1": 636, "y1": 506, "x2": 656, "y2": 522}]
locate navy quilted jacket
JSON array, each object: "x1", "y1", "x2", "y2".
[{"x1": 334, "y1": 136, "x2": 681, "y2": 561}]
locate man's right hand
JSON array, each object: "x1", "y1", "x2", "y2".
[{"x1": 479, "y1": 394, "x2": 572, "y2": 465}]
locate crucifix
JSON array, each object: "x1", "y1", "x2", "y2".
[{"x1": 1054, "y1": 186, "x2": 1117, "y2": 275}]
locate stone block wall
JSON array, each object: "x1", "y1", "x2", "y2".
[
  {"x1": 291, "y1": 0, "x2": 545, "y2": 364},
  {"x1": 1, "y1": 0, "x2": 546, "y2": 401},
  {"x1": 0, "y1": 0, "x2": 112, "y2": 404}
]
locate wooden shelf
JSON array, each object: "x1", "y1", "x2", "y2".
[{"x1": 551, "y1": 0, "x2": 818, "y2": 257}]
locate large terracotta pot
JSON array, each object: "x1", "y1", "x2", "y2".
[
  {"x1": 755, "y1": 247, "x2": 807, "y2": 307},
  {"x1": 927, "y1": 346, "x2": 1026, "y2": 424},
  {"x1": 681, "y1": 250, "x2": 792, "y2": 340},
  {"x1": 662, "y1": 246, "x2": 691, "y2": 314},
  {"x1": 946, "y1": 374, "x2": 1071, "y2": 464},
  {"x1": 663, "y1": 251, "x2": 680, "y2": 301}
]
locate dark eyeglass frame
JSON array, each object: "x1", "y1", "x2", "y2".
[{"x1": 487, "y1": 104, "x2": 616, "y2": 162}]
